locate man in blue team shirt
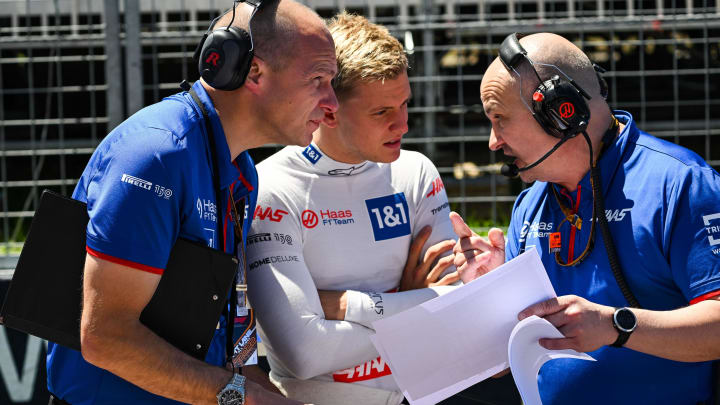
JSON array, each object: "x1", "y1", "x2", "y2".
[
  {"x1": 451, "y1": 32, "x2": 720, "y2": 404},
  {"x1": 46, "y1": 1, "x2": 338, "y2": 404}
]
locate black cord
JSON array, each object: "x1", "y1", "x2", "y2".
[
  {"x1": 189, "y1": 87, "x2": 238, "y2": 363},
  {"x1": 581, "y1": 130, "x2": 641, "y2": 308},
  {"x1": 227, "y1": 0, "x2": 240, "y2": 31}
]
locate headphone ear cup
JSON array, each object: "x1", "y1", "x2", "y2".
[
  {"x1": 198, "y1": 27, "x2": 253, "y2": 91},
  {"x1": 532, "y1": 77, "x2": 590, "y2": 138},
  {"x1": 531, "y1": 85, "x2": 564, "y2": 138}
]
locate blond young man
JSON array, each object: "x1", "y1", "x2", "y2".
[{"x1": 246, "y1": 13, "x2": 461, "y2": 404}]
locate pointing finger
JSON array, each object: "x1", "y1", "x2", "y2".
[{"x1": 449, "y1": 211, "x2": 474, "y2": 239}]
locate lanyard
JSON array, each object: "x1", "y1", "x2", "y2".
[
  {"x1": 188, "y1": 85, "x2": 244, "y2": 363},
  {"x1": 551, "y1": 116, "x2": 619, "y2": 267}
]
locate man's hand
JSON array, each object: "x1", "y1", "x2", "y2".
[
  {"x1": 449, "y1": 211, "x2": 505, "y2": 283},
  {"x1": 399, "y1": 225, "x2": 458, "y2": 291},
  {"x1": 317, "y1": 290, "x2": 347, "y2": 321},
  {"x1": 518, "y1": 295, "x2": 616, "y2": 353}
]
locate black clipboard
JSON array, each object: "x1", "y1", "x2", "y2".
[{"x1": 0, "y1": 189, "x2": 237, "y2": 360}]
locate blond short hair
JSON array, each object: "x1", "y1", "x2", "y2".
[{"x1": 327, "y1": 12, "x2": 408, "y2": 99}]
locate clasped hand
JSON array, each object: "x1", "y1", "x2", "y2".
[{"x1": 399, "y1": 225, "x2": 459, "y2": 291}]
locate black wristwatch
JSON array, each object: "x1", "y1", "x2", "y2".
[
  {"x1": 217, "y1": 373, "x2": 246, "y2": 405},
  {"x1": 611, "y1": 307, "x2": 637, "y2": 348}
]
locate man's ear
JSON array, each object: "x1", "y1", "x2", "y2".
[
  {"x1": 322, "y1": 111, "x2": 338, "y2": 128},
  {"x1": 242, "y1": 58, "x2": 263, "y2": 95}
]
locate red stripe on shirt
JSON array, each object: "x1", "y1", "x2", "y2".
[
  {"x1": 223, "y1": 184, "x2": 233, "y2": 253},
  {"x1": 233, "y1": 161, "x2": 254, "y2": 191},
  {"x1": 689, "y1": 290, "x2": 720, "y2": 305},
  {"x1": 567, "y1": 185, "x2": 581, "y2": 262},
  {"x1": 86, "y1": 246, "x2": 164, "y2": 275}
]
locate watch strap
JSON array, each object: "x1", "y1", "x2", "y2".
[{"x1": 611, "y1": 329, "x2": 630, "y2": 348}]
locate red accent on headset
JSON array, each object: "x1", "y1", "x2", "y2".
[
  {"x1": 533, "y1": 92, "x2": 544, "y2": 102},
  {"x1": 559, "y1": 102, "x2": 575, "y2": 119},
  {"x1": 206, "y1": 52, "x2": 220, "y2": 67}
]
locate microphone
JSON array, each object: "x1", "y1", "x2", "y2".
[
  {"x1": 500, "y1": 163, "x2": 519, "y2": 178},
  {"x1": 499, "y1": 135, "x2": 574, "y2": 178}
]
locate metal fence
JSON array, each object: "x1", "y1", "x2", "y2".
[{"x1": 1, "y1": 0, "x2": 719, "y2": 273}]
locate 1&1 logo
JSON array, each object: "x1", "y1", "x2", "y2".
[
  {"x1": 302, "y1": 210, "x2": 319, "y2": 229},
  {"x1": 365, "y1": 193, "x2": 411, "y2": 241}
]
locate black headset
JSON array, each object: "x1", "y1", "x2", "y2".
[
  {"x1": 499, "y1": 33, "x2": 593, "y2": 139},
  {"x1": 497, "y1": 33, "x2": 609, "y2": 176},
  {"x1": 194, "y1": 0, "x2": 264, "y2": 91}
]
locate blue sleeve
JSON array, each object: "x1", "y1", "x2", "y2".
[
  {"x1": 666, "y1": 166, "x2": 720, "y2": 302},
  {"x1": 83, "y1": 128, "x2": 183, "y2": 272}
]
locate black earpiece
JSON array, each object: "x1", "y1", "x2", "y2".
[
  {"x1": 498, "y1": 33, "x2": 601, "y2": 177},
  {"x1": 531, "y1": 75, "x2": 591, "y2": 138},
  {"x1": 194, "y1": 0, "x2": 264, "y2": 91},
  {"x1": 499, "y1": 33, "x2": 591, "y2": 140}
]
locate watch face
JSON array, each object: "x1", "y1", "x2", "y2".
[
  {"x1": 614, "y1": 308, "x2": 637, "y2": 332},
  {"x1": 219, "y1": 389, "x2": 244, "y2": 405}
]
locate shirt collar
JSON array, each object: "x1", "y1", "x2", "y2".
[
  {"x1": 555, "y1": 110, "x2": 637, "y2": 199},
  {"x1": 295, "y1": 142, "x2": 375, "y2": 177},
  {"x1": 190, "y1": 81, "x2": 251, "y2": 191}
]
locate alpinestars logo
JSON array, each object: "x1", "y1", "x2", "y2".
[
  {"x1": 121, "y1": 174, "x2": 152, "y2": 190},
  {"x1": 703, "y1": 213, "x2": 720, "y2": 254}
]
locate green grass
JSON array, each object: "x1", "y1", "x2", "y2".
[
  {"x1": 470, "y1": 226, "x2": 509, "y2": 237},
  {"x1": 0, "y1": 244, "x2": 23, "y2": 255}
]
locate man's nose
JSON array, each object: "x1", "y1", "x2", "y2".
[
  {"x1": 390, "y1": 108, "x2": 409, "y2": 136},
  {"x1": 488, "y1": 128, "x2": 503, "y2": 151},
  {"x1": 320, "y1": 83, "x2": 339, "y2": 113}
]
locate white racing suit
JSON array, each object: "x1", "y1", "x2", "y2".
[{"x1": 247, "y1": 143, "x2": 457, "y2": 405}]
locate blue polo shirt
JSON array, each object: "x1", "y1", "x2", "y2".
[
  {"x1": 506, "y1": 111, "x2": 720, "y2": 405},
  {"x1": 46, "y1": 81, "x2": 258, "y2": 404}
]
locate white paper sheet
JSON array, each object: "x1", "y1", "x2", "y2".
[
  {"x1": 370, "y1": 247, "x2": 557, "y2": 405},
  {"x1": 508, "y1": 316, "x2": 595, "y2": 405}
]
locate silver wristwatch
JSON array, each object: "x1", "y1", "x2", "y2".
[{"x1": 216, "y1": 373, "x2": 246, "y2": 405}]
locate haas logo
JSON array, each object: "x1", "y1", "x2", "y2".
[
  {"x1": 254, "y1": 205, "x2": 288, "y2": 222},
  {"x1": 558, "y1": 102, "x2": 575, "y2": 119},
  {"x1": 302, "y1": 210, "x2": 319, "y2": 228}
]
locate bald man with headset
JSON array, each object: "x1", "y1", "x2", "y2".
[
  {"x1": 452, "y1": 32, "x2": 720, "y2": 404},
  {"x1": 45, "y1": 1, "x2": 337, "y2": 404}
]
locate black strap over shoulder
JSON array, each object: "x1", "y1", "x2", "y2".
[
  {"x1": 188, "y1": 85, "x2": 238, "y2": 364},
  {"x1": 188, "y1": 87, "x2": 224, "y2": 253}
]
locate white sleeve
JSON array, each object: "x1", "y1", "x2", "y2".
[
  {"x1": 246, "y1": 190, "x2": 379, "y2": 380},
  {"x1": 344, "y1": 286, "x2": 456, "y2": 328},
  {"x1": 343, "y1": 153, "x2": 460, "y2": 328}
]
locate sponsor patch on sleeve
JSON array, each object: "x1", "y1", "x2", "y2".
[{"x1": 703, "y1": 213, "x2": 720, "y2": 255}]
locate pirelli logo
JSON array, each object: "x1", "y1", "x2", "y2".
[
  {"x1": 121, "y1": 173, "x2": 152, "y2": 190},
  {"x1": 248, "y1": 233, "x2": 272, "y2": 245}
]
